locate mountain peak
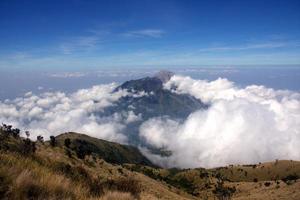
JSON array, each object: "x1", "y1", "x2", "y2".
[{"x1": 153, "y1": 70, "x2": 174, "y2": 83}]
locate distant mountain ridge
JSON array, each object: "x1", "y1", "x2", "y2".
[{"x1": 115, "y1": 70, "x2": 175, "y2": 92}]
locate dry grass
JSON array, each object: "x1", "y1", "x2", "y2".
[
  {"x1": 0, "y1": 153, "x2": 90, "y2": 200},
  {"x1": 2, "y1": 130, "x2": 298, "y2": 200},
  {"x1": 228, "y1": 180, "x2": 300, "y2": 200},
  {"x1": 0, "y1": 150, "x2": 190, "y2": 200},
  {"x1": 99, "y1": 191, "x2": 135, "y2": 200},
  {"x1": 108, "y1": 176, "x2": 142, "y2": 198},
  {"x1": 212, "y1": 160, "x2": 300, "y2": 182}
]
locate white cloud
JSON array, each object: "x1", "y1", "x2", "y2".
[
  {"x1": 124, "y1": 29, "x2": 165, "y2": 38},
  {"x1": 139, "y1": 75, "x2": 300, "y2": 168},
  {"x1": 1, "y1": 74, "x2": 299, "y2": 169},
  {"x1": 125, "y1": 111, "x2": 142, "y2": 123},
  {"x1": 60, "y1": 36, "x2": 100, "y2": 54},
  {"x1": 48, "y1": 72, "x2": 87, "y2": 78},
  {"x1": 197, "y1": 41, "x2": 300, "y2": 53},
  {"x1": 0, "y1": 83, "x2": 129, "y2": 143}
]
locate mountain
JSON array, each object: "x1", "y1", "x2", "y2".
[
  {"x1": 102, "y1": 71, "x2": 208, "y2": 144},
  {"x1": 114, "y1": 70, "x2": 206, "y2": 118}
]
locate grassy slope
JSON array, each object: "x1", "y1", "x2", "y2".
[
  {"x1": 55, "y1": 132, "x2": 154, "y2": 166},
  {"x1": 125, "y1": 161, "x2": 300, "y2": 200},
  {"x1": 1, "y1": 130, "x2": 299, "y2": 200},
  {"x1": 210, "y1": 161, "x2": 300, "y2": 182},
  {"x1": 0, "y1": 130, "x2": 193, "y2": 200}
]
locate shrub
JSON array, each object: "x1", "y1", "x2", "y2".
[
  {"x1": 37, "y1": 135, "x2": 44, "y2": 143},
  {"x1": 75, "y1": 144, "x2": 91, "y2": 159},
  {"x1": 0, "y1": 170, "x2": 11, "y2": 197},
  {"x1": 74, "y1": 165, "x2": 90, "y2": 180},
  {"x1": 213, "y1": 179, "x2": 236, "y2": 200},
  {"x1": 108, "y1": 176, "x2": 142, "y2": 198},
  {"x1": 12, "y1": 128, "x2": 20, "y2": 138},
  {"x1": 52, "y1": 162, "x2": 105, "y2": 197},
  {"x1": 50, "y1": 136, "x2": 56, "y2": 147},
  {"x1": 89, "y1": 177, "x2": 104, "y2": 197},
  {"x1": 25, "y1": 131, "x2": 30, "y2": 138},
  {"x1": 200, "y1": 172, "x2": 209, "y2": 178},
  {"x1": 264, "y1": 182, "x2": 271, "y2": 187},
  {"x1": 0, "y1": 124, "x2": 20, "y2": 138},
  {"x1": 20, "y1": 139, "x2": 36, "y2": 155},
  {"x1": 282, "y1": 174, "x2": 299, "y2": 184},
  {"x1": 64, "y1": 138, "x2": 71, "y2": 148},
  {"x1": 11, "y1": 170, "x2": 49, "y2": 199},
  {"x1": 53, "y1": 162, "x2": 72, "y2": 176},
  {"x1": 65, "y1": 149, "x2": 72, "y2": 158},
  {"x1": 23, "y1": 182, "x2": 49, "y2": 199}
]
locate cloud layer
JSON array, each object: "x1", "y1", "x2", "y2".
[
  {"x1": 140, "y1": 75, "x2": 300, "y2": 168},
  {"x1": 1, "y1": 75, "x2": 299, "y2": 169},
  {"x1": 0, "y1": 83, "x2": 141, "y2": 143}
]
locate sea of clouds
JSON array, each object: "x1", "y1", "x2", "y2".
[
  {"x1": 140, "y1": 75, "x2": 300, "y2": 168},
  {"x1": 0, "y1": 83, "x2": 142, "y2": 143},
  {"x1": 1, "y1": 75, "x2": 299, "y2": 168}
]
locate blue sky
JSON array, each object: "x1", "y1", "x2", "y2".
[{"x1": 0, "y1": 0, "x2": 300, "y2": 70}]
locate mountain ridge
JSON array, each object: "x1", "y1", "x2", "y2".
[{"x1": 55, "y1": 132, "x2": 154, "y2": 166}]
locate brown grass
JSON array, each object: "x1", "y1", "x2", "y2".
[
  {"x1": 3, "y1": 130, "x2": 298, "y2": 200},
  {"x1": 99, "y1": 191, "x2": 135, "y2": 200},
  {"x1": 0, "y1": 152, "x2": 89, "y2": 199},
  {"x1": 107, "y1": 176, "x2": 142, "y2": 198}
]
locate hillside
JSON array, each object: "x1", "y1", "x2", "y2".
[
  {"x1": 55, "y1": 132, "x2": 154, "y2": 166},
  {"x1": 0, "y1": 126, "x2": 300, "y2": 200},
  {"x1": 0, "y1": 126, "x2": 193, "y2": 200},
  {"x1": 125, "y1": 161, "x2": 300, "y2": 199}
]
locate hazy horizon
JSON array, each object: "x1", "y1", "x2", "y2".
[{"x1": 0, "y1": 65, "x2": 299, "y2": 100}]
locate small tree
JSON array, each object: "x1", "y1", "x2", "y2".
[
  {"x1": 76, "y1": 145, "x2": 86, "y2": 159},
  {"x1": 37, "y1": 135, "x2": 44, "y2": 144},
  {"x1": 6, "y1": 125, "x2": 12, "y2": 133},
  {"x1": 65, "y1": 149, "x2": 72, "y2": 158},
  {"x1": 64, "y1": 138, "x2": 71, "y2": 148},
  {"x1": 25, "y1": 131, "x2": 30, "y2": 138},
  {"x1": 213, "y1": 174, "x2": 236, "y2": 200},
  {"x1": 50, "y1": 136, "x2": 56, "y2": 147},
  {"x1": 12, "y1": 128, "x2": 20, "y2": 138},
  {"x1": 21, "y1": 138, "x2": 36, "y2": 155}
]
